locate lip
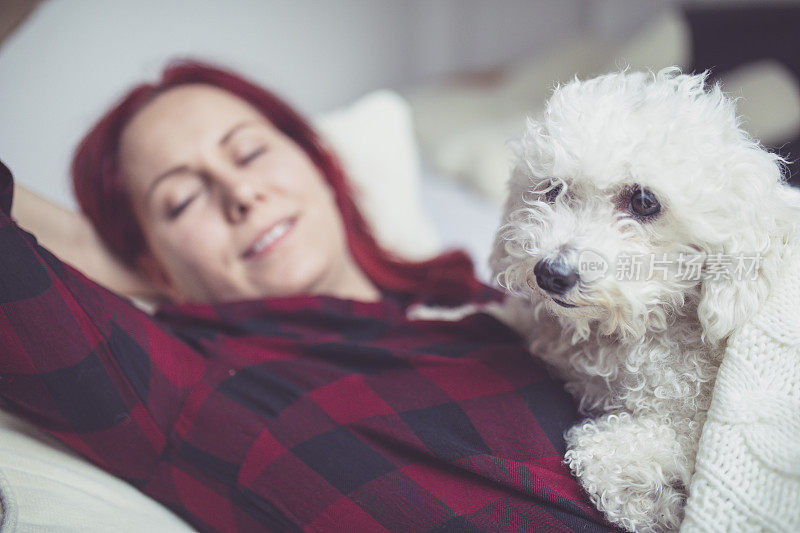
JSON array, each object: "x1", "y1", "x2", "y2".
[
  {"x1": 241, "y1": 216, "x2": 297, "y2": 260},
  {"x1": 552, "y1": 298, "x2": 578, "y2": 308}
]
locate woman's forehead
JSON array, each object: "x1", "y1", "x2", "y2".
[
  {"x1": 118, "y1": 84, "x2": 268, "y2": 191},
  {"x1": 125, "y1": 84, "x2": 264, "y2": 143}
]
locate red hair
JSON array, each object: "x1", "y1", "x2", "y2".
[{"x1": 72, "y1": 59, "x2": 485, "y2": 305}]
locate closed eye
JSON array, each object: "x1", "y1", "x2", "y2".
[
  {"x1": 237, "y1": 146, "x2": 267, "y2": 166},
  {"x1": 167, "y1": 194, "x2": 198, "y2": 220}
]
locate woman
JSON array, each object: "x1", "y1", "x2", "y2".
[{"x1": 1, "y1": 60, "x2": 615, "y2": 532}]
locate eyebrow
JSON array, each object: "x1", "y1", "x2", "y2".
[{"x1": 144, "y1": 120, "x2": 261, "y2": 202}]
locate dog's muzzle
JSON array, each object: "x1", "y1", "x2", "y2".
[{"x1": 533, "y1": 258, "x2": 579, "y2": 296}]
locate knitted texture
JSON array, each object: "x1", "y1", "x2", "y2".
[{"x1": 682, "y1": 250, "x2": 800, "y2": 532}]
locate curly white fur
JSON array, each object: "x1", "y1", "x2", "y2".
[{"x1": 489, "y1": 68, "x2": 800, "y2": 532}]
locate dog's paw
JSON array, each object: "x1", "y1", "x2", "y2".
[{"x1": 565, "y1": 414, "x2": 689, "y2": 532}]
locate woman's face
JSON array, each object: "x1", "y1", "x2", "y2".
[{"x1": 119, "y1": 84, "x2": 377, "y2": 303}]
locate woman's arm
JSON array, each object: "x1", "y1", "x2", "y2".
[
  {"x1": 0, "y1": 160, "x2": 205, "y2": 480},
  {"x1": 10, "y1": 182, "x2": 160, "y2": 299}
]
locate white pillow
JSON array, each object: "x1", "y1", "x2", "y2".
[
  {"x1": 315, "y1": 90, "x2": 440, "y2": 260},
  {"x1": 0, "y1": 408, "x2": 195, "y2": 532}
]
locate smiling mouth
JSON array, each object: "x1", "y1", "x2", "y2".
[
  {"x1": 242, "y1": 217, "x2": 297, "y2": 259},
  {"x1": 552, "y1": 298, "x2": 578, "y2": 308}
]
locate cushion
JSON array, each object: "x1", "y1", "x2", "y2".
[
  {"x1": 0, "y1": 407, "x2": 195, "y2": 532},
  {"x1": 314, "y1": 90, "x2": 440, "y2": 260}
]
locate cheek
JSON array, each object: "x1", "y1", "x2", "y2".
[
  {"x1": 152, "y1": 219, "x2": 230, "y2": 274},
  {"x1": 287, "y1": 167, "x2": 346, "y2": 241},
  {"x1": 315, "y1": 194, "x2": 348, "y2": 250}
]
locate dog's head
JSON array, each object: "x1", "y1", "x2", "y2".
[{"x1": 492, "y1": 68, "x2": 800, "y2": 345}]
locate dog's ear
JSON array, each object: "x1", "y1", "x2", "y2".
[
  {"x1": 696, "y1": 177, "x2": 800, "y2": 347},
  {"x1": 489, "y1": 190, "x2": 523, "y2": 288},
  {"x1": 489, "y1": 139, "x2": 534, "y2": 289},
  {"x1": 698, "y1": 262, "x2": 767, "y2": 348}
]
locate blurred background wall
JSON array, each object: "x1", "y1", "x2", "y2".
[
  {"x1": 1, "y1": 0, "x2": 799, "y2": 209},
  {"x1": 1, "y1": 0, "x2": 670, "y2": 113},
  {"x1": 0, "y1": 0, "x2": 673, "y2": 203}
]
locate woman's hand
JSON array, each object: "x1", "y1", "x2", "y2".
[{"x1": 11, "y1": 183, "x2": 163, "y2": 300}]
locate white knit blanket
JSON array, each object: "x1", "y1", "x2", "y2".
[{"x1": 682, "y1": 250, "x2": 800, "y2": 532}]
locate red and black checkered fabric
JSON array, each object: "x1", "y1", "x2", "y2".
[{"x1": 0, "y1": 160, "x2": 616, "y2": 532}]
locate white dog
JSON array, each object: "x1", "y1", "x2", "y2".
[{"x1": 489, "y1": 68, "x2": 800, "y2": 532}]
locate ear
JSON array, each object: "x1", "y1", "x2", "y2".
[
  {"x1": 697, "y1": 263, "x2": 767, "y2": 347},
  {"x1": 696, "y1": 182, "x2": 798, "y2": 347},
  {"x1": 135, "y1": 253, "x2": 183, "y2": 303},
  {"x1": 489, "y1": 139, "x2": 536, "y2": 290}
]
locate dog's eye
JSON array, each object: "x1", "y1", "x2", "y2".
[
  {"x1": 629, "y1": 186, "x2": 661, "y2": 217},
  {"x1": 544, "y1": 182, "x2": 563, "y2": 203}
]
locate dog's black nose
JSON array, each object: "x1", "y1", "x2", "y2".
[{"x1": 534, "y1": 259, "x2": 579, "y2": 295}]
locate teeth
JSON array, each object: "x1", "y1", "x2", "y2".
[{"x1": 252, "y1": 220, "x2": 292, "y2": 254}]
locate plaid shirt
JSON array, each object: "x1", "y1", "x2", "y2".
[{"x1": 0, "y1": 160, "x2": 615, "y2": 532}]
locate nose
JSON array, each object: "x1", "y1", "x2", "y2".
[
  {"x1": 219, "y1": 176, "x2": 266, "y2": 223},
  {"x1": 533, "y1": 259, "x2": 579, "y2": 295}
]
